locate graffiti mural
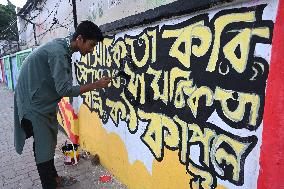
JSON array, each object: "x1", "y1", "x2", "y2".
[
  {"x1": 74, "y1": 3, "x2": 275, "y2": 189},
  {"x1": 58, "y1": 98, "x2": 80, "y2": 144}
]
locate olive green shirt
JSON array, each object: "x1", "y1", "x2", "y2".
[{"x1": 14, "y1": 37, "x2": 80, "y2": 164}]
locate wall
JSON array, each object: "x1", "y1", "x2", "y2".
[
  {"x1": 18, "y1": 0, "x2": 74, "y2": 48},
  {"x1": 0, "y1": 58, "x2": 3, "y2": 83},
  {"x1": 56, "y1": 0, "x2": 284, "y2": 188},
  {"x1": 7, "y1": 49, "x2": 33, "y2": 90},
  {"x1": 76, "y1": 0, "x2": 178, "y2": 26},
  {"x1": 17, "y1": 7, "x2": 27, "y2": 47},
  {"x1": 19, "y1": 0, "x2": 237, "y2": 47},
  {"x1": 16, "y1": 49, "x2": 32, "y2": 70},
  {"x1": 34, "y1": 0, "x2": 74, "y2": 45},
  {"x1": 3, "y1": 56, "x2": 13, "y2": 90},
  {"x1": 20, "y1": 0, "x2": 181, "y2": 47},
  {"x1": 0, "y1": 58, "x2": 4, "y2": 83},
  {"x1": 10, "y1": 55, "x2": 17, "y2": 90},
  {"x1": 0, "y1": 49, "x2": 32, "y2": 89}
]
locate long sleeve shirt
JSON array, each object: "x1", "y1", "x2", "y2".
[{"x1": 14, "y1": 37, "x2": 80, "y2": 163}]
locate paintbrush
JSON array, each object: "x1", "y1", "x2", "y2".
[{"x1": 113, "y1": 70, "x2": 131, "y2": 80}]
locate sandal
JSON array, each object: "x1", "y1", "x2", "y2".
[{"x1": 56, "y1": 176, "x2": 78, "y2": 187}]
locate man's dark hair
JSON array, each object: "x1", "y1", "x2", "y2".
[{"x1": 72, "y1": 21, "x2": 104, "y2": 42}]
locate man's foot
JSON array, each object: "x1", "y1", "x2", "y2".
[{"x1": 56, "y1": 176, "x2": 78, "y2": 187}]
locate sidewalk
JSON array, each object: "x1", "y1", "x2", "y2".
[{"x1": 0, "y1": 83, "x2": 127, "y2": 189}]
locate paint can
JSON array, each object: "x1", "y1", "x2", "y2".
[{"x1": 61, "y1": 140, "x2": 79, "y2": 165}]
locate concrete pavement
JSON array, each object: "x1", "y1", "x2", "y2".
[{"x1": 0, "y1": 83, "x2": 127, "y2": 189}]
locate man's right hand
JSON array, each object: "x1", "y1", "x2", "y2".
[
  {"x1": 94, "y1": 77, "x2": 112, "y2": 89},
  {"x1": 80, "y1": 76, "x2": 112, "y2": 94}
]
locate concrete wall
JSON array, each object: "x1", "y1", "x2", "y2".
[
  {"x1": 20, "y1": 0, "x2": 181, "y2": 47},
  {"x1": 56, "y1": 0, "x2": 284, "y2": 188},
  {"x1": 23, "y1": 0, "x2": 225, "y2": 47},
  {"x1": 19, "y1": 0, "x2": 74, "y2": 47},
  {"x1": 0, "y1": 58, "x2": 4, "y2": 83},
  {"x1": 0, "y1": 49, "x2": 32, "y2": 89},
  {"x1": 3, "y1": 56, "x2": 13, "y2": 90},
  {"x1": 13, "y1": 49, "x2": 32, "y2": 89},
  {"x1": 10, "y1": 55, "x2": 17, "y2": 90},
  {"x1": 34, "y1": 0, "x2": 73, "y2": 44},
  {"x1": 76, "y1": 0, "x2": 178, "y2": 26}
]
